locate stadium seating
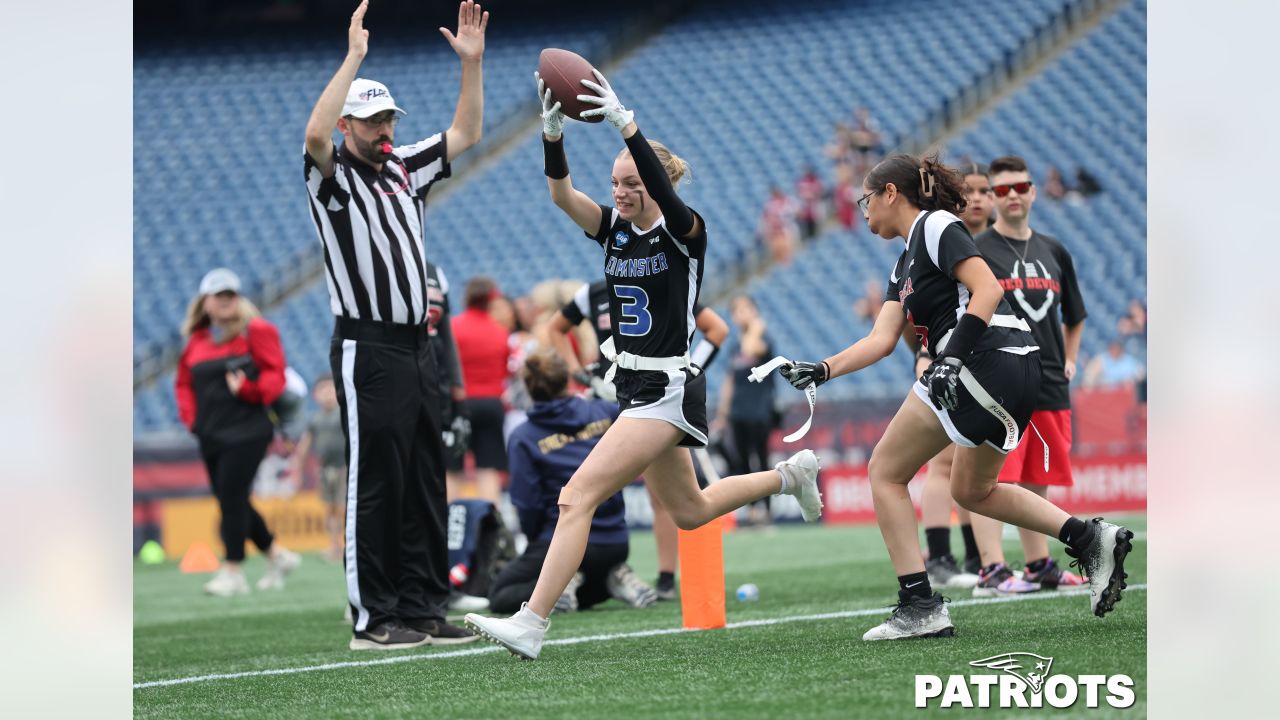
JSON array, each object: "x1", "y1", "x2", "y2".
[
  {"x1": 134, "y1": 0, "x2": 1145, "y2": 433},
  {"x1": 723, "y1": 0, "x2": 1146, "y2": 403}
]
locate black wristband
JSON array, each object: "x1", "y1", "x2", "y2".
[
  {"x1": 543, "y1": 136, "x2": 569, "y2": 179},
  {"x1": 939, "y1": 313, "x2": 987, "y2": 359}
]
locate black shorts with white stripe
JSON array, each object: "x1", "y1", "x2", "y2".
[
  {"x1": 915, "y1": 349, "x2": 1041, "y2": 453},
  {"x1": 614, "y1": 368, "x2": 709, "y2": 448}
]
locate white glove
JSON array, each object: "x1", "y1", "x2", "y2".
[
  {"x1": 534, "y1": 71, "x2": 565, "y2": 139},
  {"x1": 578, "y1": 69, "x2": 634, "y2": 131}
]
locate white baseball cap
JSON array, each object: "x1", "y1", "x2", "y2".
[
  {"x1": 199, "y1": 268, "x2": 241, "y2": 295},
  {"x1": 342, "y1": 78, "x2": 407, "y2": 119}
]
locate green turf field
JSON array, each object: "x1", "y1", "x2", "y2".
[{"x1": 134, "y1": 516, "x2": 1146, "y2": 718}]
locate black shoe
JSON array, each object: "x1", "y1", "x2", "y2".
[
  {"x1": 654, "y1": 575, "x2": 676, "y2": 601},
  {"x1": 403, "y1": 618, "x2": 480, "y2": 645},
  {"x1": 962, "y1": 555, "x2": 981, "y2": 576},
  {"x1": 1064, "y1": 518, "x2": 1133, "y2": 617},
  {"x1": 349, "y1": 621, "x2": 430, "y2": 651}
]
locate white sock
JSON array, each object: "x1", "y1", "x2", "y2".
[
  {"x1": 518, "y1": 603, "x2": 548, "y2": 624},
  {"x1": 777, "y1": 467, "x2": 793, "y2": 495}
]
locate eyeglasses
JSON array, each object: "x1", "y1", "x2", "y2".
[
  {"x1": 857, "y1": 189, "x2": 880, "y2": 214},
  {"x1": 992, "y1": 181, "x2": 1034, "y2": 197},
  {"x1": 351, "y1": 113, "x2": 400, "y2": 128}
]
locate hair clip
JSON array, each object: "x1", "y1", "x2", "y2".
[{"x1": 918, "y1": 168, "x2": 935, "y2": 198}]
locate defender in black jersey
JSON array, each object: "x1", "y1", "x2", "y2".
[
  {"x1": 424, "y1": 261, "x2": 470, "y2": 466},
  {"x1": 464, "y1": 69, "x2": 822, "y2": 661},
  {"x1": 915, "y1": 162, "x2": 996, "y2": 591},
  {"x1": 550, "y1": 279, "x2": 730, "y2": 600},
  {"x1": 777, "y1": 154, "x2": 1133, "y2": 641},
  {"x1": 968, "y1": 155, "x2": 1091, "y2": 593}
]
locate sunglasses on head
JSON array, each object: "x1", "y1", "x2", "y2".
[{"x1": 992, "y1": 181, "x2": 1034, "y2": 197}]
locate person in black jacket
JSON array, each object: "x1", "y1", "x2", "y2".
[
  {"x1": 489, "y1": 352, "x2": 656, "y2": 614},
  {"x1": 175, "y1": 268, "x2": 300, "y2": 596}
]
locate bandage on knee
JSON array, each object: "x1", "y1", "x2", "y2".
[{"x1": 558, "y1": 486, "x2": 584, "y2": 507}]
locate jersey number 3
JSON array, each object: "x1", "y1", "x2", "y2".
[{"x1": 613, "y1": 285, "x2": 652, "y2": 337}]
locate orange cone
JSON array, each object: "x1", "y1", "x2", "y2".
[
  {"x1": 179, "y1": 542, "x2": 220, "y2": 573},
  {"x1": 677, "y1": 516, "x2": 726, "y2": 630},
  {"x1": 721, "y1": 509, "x2": 738, "y2": 531}
]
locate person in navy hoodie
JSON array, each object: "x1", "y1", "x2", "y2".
[{"x1": 490, "y1": 351, "x2": 656, "y2": 614}]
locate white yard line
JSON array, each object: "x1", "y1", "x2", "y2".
[{"x1": 135, "y1": 584, "x2": 1148, "y2": 690}]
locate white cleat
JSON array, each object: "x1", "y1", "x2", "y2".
[
  {"x1": 464, "y1": 602, "x2": 550, "y2": 661},
  {"x1": 257, "y1": 548, "x2": 302, "y2": 591},
  {"x1": 777, "y1": 449, "x2": 823, "y2": 522},
  {"x1": 204, "y1": 569, "x2": 249, "y2": 597},
  {"x1": 1065, "y1": 518, "x2": 1134, "y2": 617}
]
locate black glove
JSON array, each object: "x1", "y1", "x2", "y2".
[
  {"x1": 442, "y1": 414, "x2": 472, "y2": 462},
  {"x1": 781, "y1": 360, "x2": 829, "y2": 390},
  {"x1": 922, "y1": 356, "x2": 964, "y2": 411}
]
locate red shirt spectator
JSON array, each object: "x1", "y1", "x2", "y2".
[
  {"x1": 453, "y1": 278, "x2": 512, "y2": 399},
  {"x1": 177, "y1": 315, "x2": 286, "y2": 446}
]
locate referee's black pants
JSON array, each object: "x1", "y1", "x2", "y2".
[{"x1": 331, "y1": 318, "x2": 449, "y2": 633}]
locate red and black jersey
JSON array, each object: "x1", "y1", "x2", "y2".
[
  {"x1": 176, "y1": 317, "x2": 286, "y2": 447},
  {"x1": 976, "y1": 228, "x2": 1088, "y2": 410},
  {"x1": 886, "y1": 210, "x2": 1037, "y2": 358},
  {"x1": 587, "y1": 203, "x2": 707, "y2": 360}
]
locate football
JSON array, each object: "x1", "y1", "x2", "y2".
[{"x1": 538, "y1": 47, "x2": 604, "y2": 123}]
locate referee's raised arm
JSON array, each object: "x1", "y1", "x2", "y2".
[
  {"x1": 439, "y1": 1, "x2": 489, "y2": 162},
  {"x1": 304, "y1": 0, "x2": 370, "y2": 177}
]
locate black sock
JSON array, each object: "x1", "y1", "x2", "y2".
[
  {"x1": 960, "y1": 524, "x2": 979, "y2": 559},
  {"x1": 1026, "y1": 558, "x2": 1050, "y2": 573},
  {"x1": 1058, "y1": 517, "x2": 1093, "y2": 552},
  {"x1": 925, "y1": 527, "x2": 952, "y2": 561},
  {"x1": 897, "y1": 571, "x2": 932, "y2": 601},
  {"x1": 657, "y1": 571, "x2": 675, "y2": 587}
]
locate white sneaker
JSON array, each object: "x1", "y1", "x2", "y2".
[
  {"x1": 449, "y1": 592, "x2": 491, "y2": 612},
  {"x1": 204, "y1": 569, "x2": 249, "y2": 597},
  {"x1": 465, "y1": 603, "x2": 550, "y2": 660},
  {"x1": 776, "y1": 449, "x2": 823, "y2": 522},
  {"x1": 257, "y1": 548, "x2": 302, "y2": 591}
]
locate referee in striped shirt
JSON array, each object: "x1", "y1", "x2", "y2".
[{"x1": 303, "y1": 0, "x2": 488, "y2": 650}]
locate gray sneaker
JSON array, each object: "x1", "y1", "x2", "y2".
[
  {"x1": 1064, "y1": 518, "x2": 1134, "y2": 617},
  {"x1": 349, "y1": 621, "x2": 430, "y2": 651},
  {"x1": 862, "y1": 592, "x2": 955, "y2": 641},
  {"x1": 926, "y1": 554, "x2": 979, "y2": 589},
  {"x1": 606, "y1": 563, "x2": 658, "y2": 608},
  {"x1": 555, "y1": 572, "x2": 584, "y2": 614}
]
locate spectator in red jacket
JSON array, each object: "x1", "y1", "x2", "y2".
[
  {"x1": 449, "y1": 275, "x2": 512, "y2": 502},
  {"x1": 175, "y1": 269, "x2": 300, "y2": 597}
]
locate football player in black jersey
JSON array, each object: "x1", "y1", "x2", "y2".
[
  {"x1": 914, "y1": 163, "x2": 994, "y2": 589},
  {"x1": 549, "y1": 282, "x2": 729, "y2": 600},
  {"x1": 463, "y1": 70, "x2": 822, "y2": 660},
  {"x1": 779, "y1": 154, "x2": 1133, "y2": 640}
]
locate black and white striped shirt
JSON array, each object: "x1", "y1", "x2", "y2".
[{"x1": 304, "y1": 136, "x2": 450, "y2": 324}]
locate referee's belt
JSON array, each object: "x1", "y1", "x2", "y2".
[
  {"x1": 933, "y1": 313, "x2": 1032, "y2": 356},
  {"x1": 334, "y1": 317, "x2": 429, "y2": 347},
  {"x1": 599, "y1": 336, "x2": 695, "y2": 384}
]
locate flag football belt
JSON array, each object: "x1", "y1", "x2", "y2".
[
  {"x1": 933, "y1": 313, "x2": 1031, "y2": 356},
  {"x1": 600, "y1": 336, "x2": 695, "y2": 384},
  {"x1": 748, "y1": 356, "x2": 816, "y2": 443}
]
